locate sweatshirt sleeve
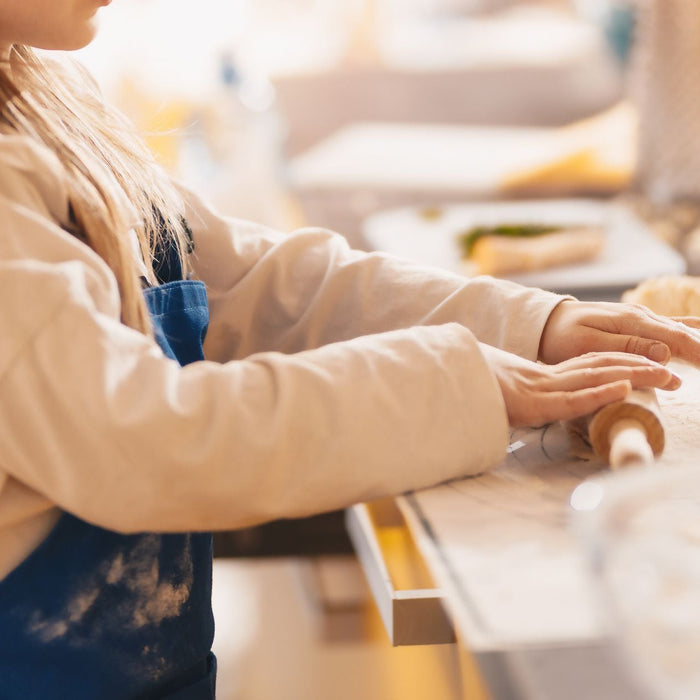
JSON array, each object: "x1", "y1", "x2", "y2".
[
  {"x1": 179, "y1": 185, "x2": 568, "y2": 364},
  {"x1": 0, "y1": 142, "x2": 510, "y2": 535}
]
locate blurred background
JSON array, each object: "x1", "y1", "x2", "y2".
[
  {"x1": 70, "y1": 2, "x2": 700, "y2": 699},
  {"x1": 77, "y1": 0, "x2": 640, "y2": 235}
]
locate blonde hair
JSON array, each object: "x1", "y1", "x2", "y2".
[{"x1": 0, "y1": 45, "x2": 192, "y2": 335}]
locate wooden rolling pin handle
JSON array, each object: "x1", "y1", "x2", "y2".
[
  {"x1": 587, "y1": 388, "x2": 665, "y2": 469},
  {"x1": 607, "y1": 418, "x2": 655, "y2": 469}
]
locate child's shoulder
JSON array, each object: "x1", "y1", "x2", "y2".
[
  {"x1": 0, "y1": 132, "x2": 64, "y2": 183},
  {"x1": 0, "y1": 133, "x2": 68, "y2": 221}
]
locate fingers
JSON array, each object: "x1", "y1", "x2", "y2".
[
  {"x1": 633, "y1": 309, "x2": 700, "y2": 363},
  {"x1": 606, "y1": 309, "x2": 700, "y2": 364},
  {"x1": 535, "y1": 382, "x2": 632, "y2": 424},
  {"x1": 671, "y1": 316, "x2": 700, "y2": 330},
  {"x1": 569, "y1": 304, "x2": 700, "y2": 365},
  {"x1": 551, "y1": 351, "x2": 672, "y2": 371},
  {"x1": 513, "y1": 381, "x2": 632, "y2": 427},
  {"x1": 540, "y1": 300, "x2": 700, "y2": 366},
  {"x1": 491, "y1": 329, "x2": 685, "y2": 429},
  {"x1": 505, "y1": 349, "x2": 681, "y2": 428},
  {"x1": 582, "y1": 328, "x2": 675, "y2": 364},
  {"x1": 546, "y1": 363, "x2": 681, "y2": 392}
]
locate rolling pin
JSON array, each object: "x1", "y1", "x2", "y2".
[{"x1": 587, "y1": 388, "x2": 665, "y2": 469}]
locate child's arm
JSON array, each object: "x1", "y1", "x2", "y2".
[
  {"x1": 0, "y1": 267, "x2": 508, "y2": 533},
  {"x1": 0, "y1": 142, "x2": 509, "y2": 536},
  {"x1": 178, "y1": 185, "x2": 565, "y2": 366},
  {"x1": 185, "y1": 188, "x2": 700, "y2": 372}
]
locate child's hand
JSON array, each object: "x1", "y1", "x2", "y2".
[
  {"x1": 538, "y1": 300, "x2": 700, "y2": 366},
  {"x1": 481, "y1": 344, "x2": 681, "y2": 428}
]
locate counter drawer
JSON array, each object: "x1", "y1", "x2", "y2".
[{"x1": 345, "y1": 499, "x2": 455, "y2": 647}]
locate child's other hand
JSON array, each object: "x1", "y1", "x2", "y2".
[
  {"x1": 538, "y1": 300, "x2": 700, "y2": 367},
  {"x1": 481, "y1": 344, "x2": 681, "y2": 428}
]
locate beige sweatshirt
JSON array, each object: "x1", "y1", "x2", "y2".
[{"x1": 0, "y1": 133, "x2": 565, "y2": 580}]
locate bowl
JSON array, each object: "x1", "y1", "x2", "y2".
[{"x1": 571, "y1": 462, "x2": 700, "y2": 700}]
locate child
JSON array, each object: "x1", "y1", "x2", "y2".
[{"x1": 0, "y1": 3, "x2": 698, "y2": 698}]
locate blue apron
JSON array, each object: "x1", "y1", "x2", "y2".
[{"x1": 0, "y1": 269, "x2": 216, "y2": 698}]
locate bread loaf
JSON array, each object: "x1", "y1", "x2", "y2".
[{"x1": 622, "y1": 275, "x2": 700, "y2": 316}]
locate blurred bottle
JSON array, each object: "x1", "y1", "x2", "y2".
[
  {"x1": 179, "y1": 53, "x2": 290, "y2": 229},
  {"x1": 628, "y1": 0, "x2": 700, "y2": 204}
]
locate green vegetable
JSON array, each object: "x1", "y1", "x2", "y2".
[{"x1": 457, "y1": 224, "x2": 563, "y2": 257}]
